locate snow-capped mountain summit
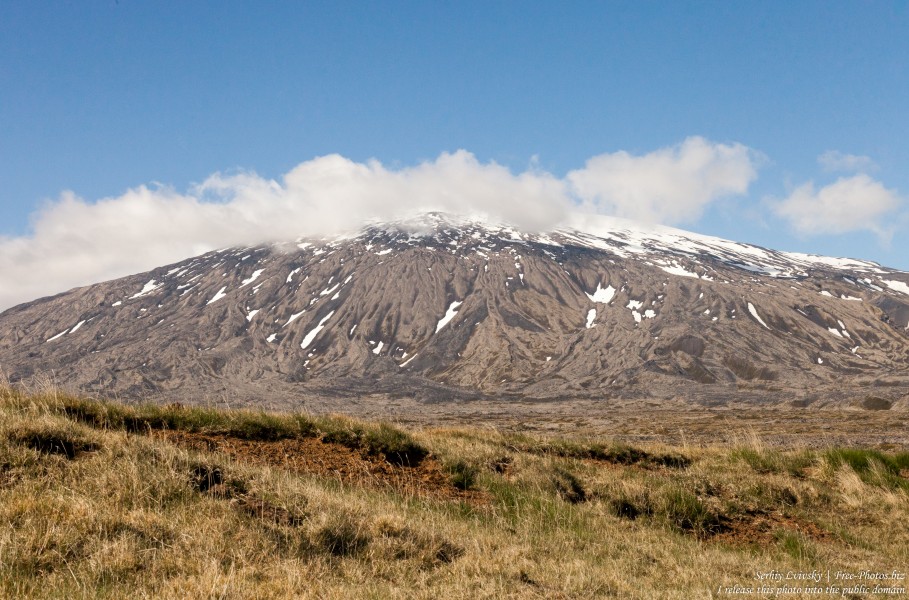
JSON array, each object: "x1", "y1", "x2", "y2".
[
  {"x1": 1, "y1": 212, "x2": 907, "y2": 409},
  {"x1": 363, "y1": 211, "x2": 894, "y2": 281}
]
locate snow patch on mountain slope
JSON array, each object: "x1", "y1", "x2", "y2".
[
  {"x1": 285, "y1": 310, "x2": 305, "y2": 326},
  {"x1": 747, "y1": 302, "x2": 770, "y2": 329},
  {"x1": 130, "y1": 280, "x2": 162, "y2": 299},
  {"x1": 436, "y1": 301, "x2": 462, "y2": 333},
  {"x1": 207, "y1": 287, "x2": 228, "y2": 305},
  {"x1": 883, "y1": 280, "x2": 909, "y2": 295},
  {"x1": 300, "y1": 311, "x2": 335, "y2": 350},
  {"x1": 46, "y1": 329, "x2": 68, "y2": 342},
  {"x1": 586, "y1": 283, "x2": 616, "y2": 304},
  {"x1": 240, "y1": 269, "x2": 264, "y2": 288},
  {"x1": 659, "y1": 265, "x2": 697, "y2": 279}
]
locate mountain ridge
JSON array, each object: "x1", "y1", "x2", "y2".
[{"x1": 1, "y1": 212, "x2": 908, "y2": 410}]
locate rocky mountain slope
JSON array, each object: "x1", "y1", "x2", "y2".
[{"x1": 1, "y1": 213, "x2": 908, "y2": 409}]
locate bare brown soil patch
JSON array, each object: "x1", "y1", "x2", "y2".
[
  {"x1": 713, "y1": 510, "x2": 832, "y2": 547},
  {"x1": 158, "y1": 430, "x2": 487, "y2": 504}
]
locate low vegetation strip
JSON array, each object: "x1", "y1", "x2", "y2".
[
  {"x1": 0, "y1": 385, "x2": 907, "y2": 598},
  {"x1": 502, "y1": 434, "x2": 692, "y2": 468},
  {"x1": 56, "y1": 394, "x2": 428, "y2": 467}
]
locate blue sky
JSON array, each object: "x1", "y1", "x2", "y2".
[{"x1": 1, "y1": 1, "x2": 908, "y2": 308}]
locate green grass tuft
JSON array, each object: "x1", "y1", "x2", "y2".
[
  {"x1": 825, "y1": 448, "x2": 909, "y2": 490},
  {"x1": 658, "y1": 486, "x2": 723, "y2": 536},
  {"x1": 445, "y1": 460, "x2": 480, "y2": 491},
  {"x1": 317, "y1": 513, "x2": 371, "y2": 557},
  {"x1": 733, "y1": 448, "x2": 815, "y2": 477},
  {"x1": 551, "y1": 468, "x2": 588, "y2": 504},
  {"x1": 776, "y1": 530, "x2": 816, "y2": 561}
]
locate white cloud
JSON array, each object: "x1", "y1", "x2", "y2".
[
  {"x1": 0, "y1": 141, "x2": 761, "y2": 311},
  {"x1": 817, "y1": 150, "x2": 877, "y2": 173},
  {"x1": 771, "y1": 174, "x2": 902, "y2": 237},
  {"x1": 567, "y1": 136, "x2": 760, "y2": 224},
  {"x1": 0, "y1": 151, "x2": 569, "y2": 310}
]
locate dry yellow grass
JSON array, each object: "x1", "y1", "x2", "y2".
[{"x1": 0, "y1": 385, "x2": 907, "y2": 598}]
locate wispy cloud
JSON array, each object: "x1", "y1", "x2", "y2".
[
  {"x1": 771, "y1": 174, "x2": 902, "y2": 239},
  {"x1": 0, "y1": 139, "x2": 761, "y2": 311},
  {"x1": 817, "y1": 150, "x2": 877, "y2": 173}
]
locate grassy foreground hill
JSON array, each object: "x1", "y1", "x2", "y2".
[{"x1": 0, "y1": 384, "x2": 907, "y2": 599}]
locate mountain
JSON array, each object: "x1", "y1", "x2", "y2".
[{"x1": 1, "y1": 212, "x2": 908, "y2": 410}]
